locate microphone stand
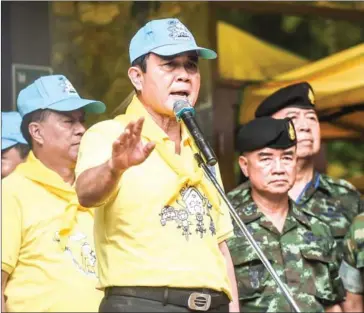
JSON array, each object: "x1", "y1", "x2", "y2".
[{"x1": 194, "y1": 153, "x2": 301, "y2": 313}]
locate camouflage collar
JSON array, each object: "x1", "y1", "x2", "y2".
[
  {"x1": 289, "y1": 200, "x2": 311, "y2": 228},
  {"x1": 296, "y1": 171, "x2": 331, "y2": 204},
  {"x1": 238, "y1": 197, "x2": 311, "y2": 236},
  {"x1": 229, "y1": 181, "x2": 312, "y2": 228},
  {"x1": 317, "y1": 172, "x2": 334, "y2": 194},
  {"x1": 234, "y1": 190, "x2": 263, "y2": 224}
]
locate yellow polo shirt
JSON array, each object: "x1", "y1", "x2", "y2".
[
  {"x1": 2, "y1": 171, "x2": 102, "y2": 312},
  {"x1": 75, "y1": 96, "x2": 234, "y2": 299}
]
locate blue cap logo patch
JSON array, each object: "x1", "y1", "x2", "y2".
[
  {"x1": 167, "y1": 20, "x2": 193, "y2": 41},
  {"x1": 59, "y1": 76, "x2": 77, "y2": 95}
]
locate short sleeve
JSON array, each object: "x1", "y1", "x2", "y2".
[
  {"x1": 327, "y1": 239, "x2": 346, "y2": 302},
  {"x1": 1, "y1": 182, "x2": 22, "y2": 275},
  {"x1": 75, "y1": 120, "x2": 125, "y2": 180},
  {"x1": 340, "y1": 214, "x2": 364, "y2": 294}
]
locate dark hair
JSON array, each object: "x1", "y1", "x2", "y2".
[
  {"x1": 14, "y1": 143, "x2": 30, "y2": 159},
  {"x1": 131, "y1": 53, "x2": 150, "y2": 73},
  {"x1": 20, "y1": 109, "x2": 52, "y2": 148}
]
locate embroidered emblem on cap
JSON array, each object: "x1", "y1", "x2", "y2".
[
  {"x1": 167, "y1": 20, "x2": 192, "y2": 41},
  {"x1": 59, "y1": 77, "x2": 77, "y2": 95},
  {"x1": 308, "y1": 88, "x2": 315, "y2": 105},
  {"x1": 288, "y1": 121, "x2": 296, "y2": 141}
]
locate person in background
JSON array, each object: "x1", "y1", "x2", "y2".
[
  {"x1": 1, "y1": 111, "x2": 29, "y2": 178},
  {"x1": 2, "y1": 75, "x2": 106, "y2": 312},
  {"x1": 227, "y1": 116, "x2": 344, "y2": 312},
  {"x1": 230, "y1": 82, "x2": 363, "y2": 261}
]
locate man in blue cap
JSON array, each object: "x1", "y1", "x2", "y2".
[
  {"x1": 2, "y1": 75, "x2": 106, "y2": 312},
  {"x1": 1, "y1": 112, "x2": 29, "y2": 178},
  {"x1": 75, "y1": 18, "x2": 239, "y2": 312}
]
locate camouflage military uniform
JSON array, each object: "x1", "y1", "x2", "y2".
[
  {"x1": 339, "y1": 213, "x2": 364, "y2": 295},
  {"x1": 296, "y1": 171, "x2": 364, "y2": 260},
  {"x1": 227, "y1": 188, "x2": 344, "y2": 312},
  {"x1": 231, "y1": 173, "x2": 364, "y2": 261}
]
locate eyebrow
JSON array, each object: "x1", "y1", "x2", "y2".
[
  {"x1": 283, "y1": 150, "x2": 294, "y2": 156},
  {"x1": 258, "y1": 152, "x2": 273, "y2": 157}
]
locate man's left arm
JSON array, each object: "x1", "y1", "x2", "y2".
[
  {"x1": 219, "y1": 241, "x2": 239, "y2": 313},
  {"x1": 341, "y1": 291, "x2": 363, "y2": 312}
]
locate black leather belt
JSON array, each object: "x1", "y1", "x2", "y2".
[{"x1": 105, "y1": 286, "x2": 230, "y2": 311}]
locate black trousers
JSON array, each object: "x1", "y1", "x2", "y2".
[{"x1": 99, "y1": 287, "x2": 230, "y2": 312}]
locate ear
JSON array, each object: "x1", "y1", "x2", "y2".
[
  {"x1": 238, "y1": 155, "x2": 249, "y2": 177},
  {"x1": 128, "y1": 66, "x2": 143, "y2": 92},
  {"x1": 28, "y1": 122, "x2": 44, "y2": 146}
]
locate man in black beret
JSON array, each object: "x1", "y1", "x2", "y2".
[
  {"x1": 235, "y1": 82, "x2": 362, "y2": 256},
  {"x1": 227, "y1": 117, "x2": 344, "y2": 312},
  {"x1": 236, "y1": 81, "x2": 363, "y2": 311}
]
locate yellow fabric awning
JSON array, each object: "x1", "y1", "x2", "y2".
[
  {"x1": 217, "y1": 21, "x2": 308, "y2": 82},
  {"x1": 239, "y1": 43, "x2": 364, "y2": 139}
]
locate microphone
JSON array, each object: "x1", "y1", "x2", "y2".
[{"x1": 173, "y1": 100, "x2": 217, "y2": 166}]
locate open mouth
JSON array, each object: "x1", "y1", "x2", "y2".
[{"x1": 170, "y1": 91, "x2": 190, "y2": 98}]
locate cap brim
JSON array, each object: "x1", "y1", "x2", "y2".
[
  {"x1": 286, "y1": 103, "x2": 315, "y2": 110},
  {"x1": 48, "y1": 98, "x2": 106, "y2": 114},
  {"x1": 2, "y1": 139, "x2": 17, "y2": 151},
  {"x1": 151, "y1": 44, "x2": 217, "y2": 59}
]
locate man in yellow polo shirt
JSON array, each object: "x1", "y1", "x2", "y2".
[
  {"x1": 75, "y1": 18, "x2": 239, "y2": 312},
  {"x1": 1, "y1": 75, "x2": 106, "y2": 312}
]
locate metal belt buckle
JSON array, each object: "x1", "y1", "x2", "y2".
[{"x1": 187, "y1": 292, "x2": 211, "y2": 311}]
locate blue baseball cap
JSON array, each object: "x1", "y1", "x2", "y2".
[
  {"x1": 17, "y1": 75, "x2": 106, "y2": 117},
  {"x1": 129, "y1": 18, "x2": 217, "y2": 64},
  {"x1": 2, "y1": 112, "x2": 28, "y2": 150}
]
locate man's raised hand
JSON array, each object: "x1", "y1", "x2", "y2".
[{"x1": 108, "y1": 117, "x2": 155, "y2": 175}]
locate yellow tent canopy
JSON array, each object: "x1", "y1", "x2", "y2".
[
  {"x1": 217, "y1": 21, "x2": 309, "y2": 82},
  {"x1": 239, "y1": 43, "x2": 364, "y2": 139}
]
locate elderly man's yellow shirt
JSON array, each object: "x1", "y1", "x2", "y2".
[
  {"x1": 75, "y1": 96, "x2": 234, "y2": 299},
  {"x1": 2, "y1": 171, "x2": 102, "y2": 312}
]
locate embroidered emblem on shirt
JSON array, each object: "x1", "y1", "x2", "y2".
[
  {"x1": 249, "y1": 265, "x2": 264, "y2": 289},
  {"x1": 54, "y1": 231, "x2": 97, "y2": 278},
  {"x1": 159, "y1": 186, "x2": 216, "y2": 241}
]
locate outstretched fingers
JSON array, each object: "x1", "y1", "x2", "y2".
[{"x1": 133, "y1": 117, "x2": 145, "y2": 142}]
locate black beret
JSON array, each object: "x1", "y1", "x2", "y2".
[
  {"x1": 255, "y1": 82, "x2": 315, "y2": 118},
  {"x1": 236, "y1": 117, "x2": 297, "y2": 153}
]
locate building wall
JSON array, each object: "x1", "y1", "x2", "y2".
[{"x1": 1, "y1": 2, "x2": 51, "y2": 111}]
